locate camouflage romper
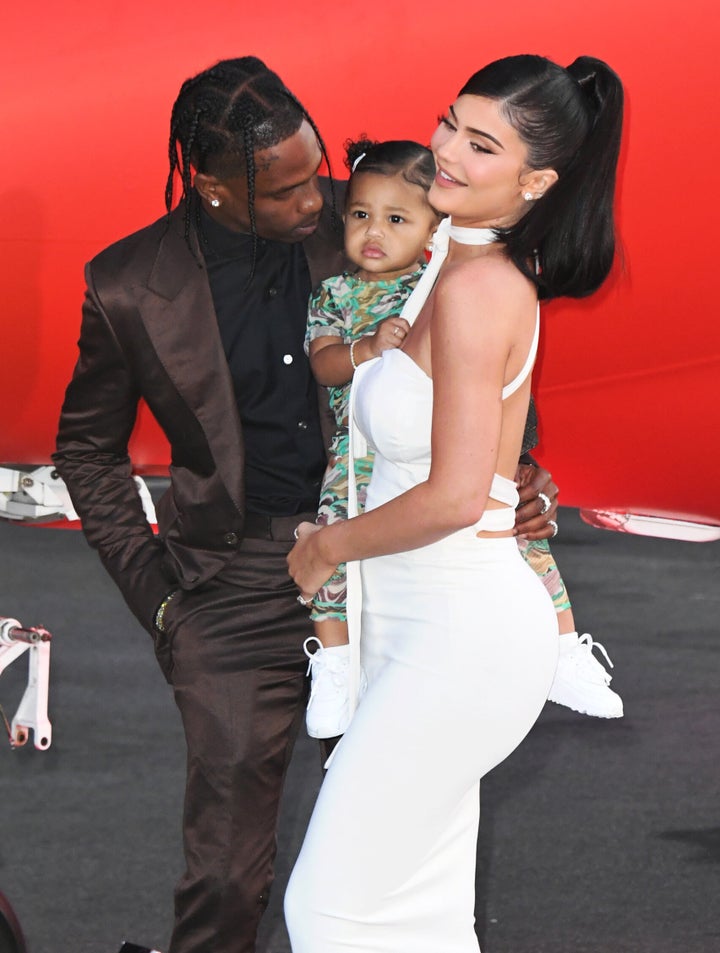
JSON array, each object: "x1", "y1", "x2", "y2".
[{"x1": 306, "y1": 268, "x2": 424, "y2": 621}]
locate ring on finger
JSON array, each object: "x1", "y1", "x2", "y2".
[
  {"x1": 538, "y1": 491, "x2": 552, "y2": 515},
  {"x1": 393, "y1": 327, "x2": 401, "y2": 337},
  {"x1": 548, "y1": 519, "x2": 559, "y2": 538}
]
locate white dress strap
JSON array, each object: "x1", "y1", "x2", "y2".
[
  {"x1": 501, "y1": 305, "x2": 540, "y2": 400},
  {"x1": 399, "y1": 217, "x2": 497, "y2": 328},
  {"x1": 344, "y1": 358, "x2": 377, "y2": 731}
]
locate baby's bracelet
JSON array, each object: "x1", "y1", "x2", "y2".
[{"x1": 349, "y1": 339, "x2": 360, "y2": 370}]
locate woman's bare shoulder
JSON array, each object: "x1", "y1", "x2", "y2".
[{"x1": 434, "y1": 253, "x2": 535, "y2": 326}]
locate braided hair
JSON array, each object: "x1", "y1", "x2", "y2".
[{"x1": 165, "y1": 56, "x2": 335, "y2": 266}]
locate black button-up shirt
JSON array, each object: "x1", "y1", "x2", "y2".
[{"x1": 199, "y1": 204, "x2": 326, "y2": 516}]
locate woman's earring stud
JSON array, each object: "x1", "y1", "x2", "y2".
[
  {"x1": 523, "y1": 192, "x2": 534, "y2": 201},
  {"x1": 211, "y1": 198, "x2": 221, "y2": 208}
]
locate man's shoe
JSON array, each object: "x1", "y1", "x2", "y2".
[
  {"x1": 548, "y1": 632, "x2": 624, "y2": 718},
  {"x1": 304, "y1": 637, "x2": 356, "y2": 739}
]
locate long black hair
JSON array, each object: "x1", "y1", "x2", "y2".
[
  {"x1": 165, "y1": 56, "x2": 335, "y2": 257},
  {"x1": 459, "y1": 54, "x2": 623, "y2": 299}
]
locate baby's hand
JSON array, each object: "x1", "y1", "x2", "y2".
[{"x1": 370, "y1": 317, "x2": 411, "y2": 355}]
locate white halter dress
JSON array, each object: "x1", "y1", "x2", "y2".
[{"x1": 285, "y1": 217, "x2": 559, "y2": 953}]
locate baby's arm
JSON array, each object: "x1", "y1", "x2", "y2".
[
  {"x1": 309, "y1": 335, "x2": 357, "y2": 386},
  {"x1": 310, "y1": 317, "x2": 411, "y2": 386}
]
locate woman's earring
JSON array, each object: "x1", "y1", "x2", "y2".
[
  {"x1": 211, "y1": 198, "x2": 221, "y2": 208},
  {"x1": 523, "y1": 192, "x2": 534, "y2": 201}
]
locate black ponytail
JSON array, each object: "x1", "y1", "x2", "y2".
[{"x1": 459, "y1": 54, "x2": 624, "y2": 299}]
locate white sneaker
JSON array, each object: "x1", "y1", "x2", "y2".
[
  {"x1": 303, "y1": 638, "x2": 361, "y2": 739},
  {"x1": 548, "y1": 632, "x2": 624, "y2": 719}
]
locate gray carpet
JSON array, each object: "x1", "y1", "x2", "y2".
[{"x1": 0, "y1": 509, "x2": 718, "y2": 953}]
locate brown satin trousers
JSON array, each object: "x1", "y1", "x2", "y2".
[{"x1": 155, "y1": 516, "x2": 317, "y2": 953}]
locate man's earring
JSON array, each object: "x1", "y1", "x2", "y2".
[{"x1": 211, "y1": 198, "x2": 221, "y2": 208}]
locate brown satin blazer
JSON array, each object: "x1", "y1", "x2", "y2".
[{"x1": 54, "y1": 180, "x2": 347, "y2": 632}]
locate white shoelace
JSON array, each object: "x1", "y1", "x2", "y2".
[
  {"x1": 303, "y1": 637, "x2": 349, "y2": 698},
  {"x1": 577, "y1": 633, "x2": 614, "y2": 670}
]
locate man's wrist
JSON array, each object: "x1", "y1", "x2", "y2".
[{"x1": 154, "y1": 590, "x2": 179, "y2": 633}]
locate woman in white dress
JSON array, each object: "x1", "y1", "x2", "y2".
[{"x1": 285, "y1": 54, "x2": 623, "y2": 952}]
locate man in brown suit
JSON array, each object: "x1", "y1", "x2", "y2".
[{"x1": 54, "y1": 57, "x2": 557, "y2": 953}]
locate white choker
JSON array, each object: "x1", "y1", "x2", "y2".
[{"x1": 447, "y1": 220, "x2": 498, "y2": 245}]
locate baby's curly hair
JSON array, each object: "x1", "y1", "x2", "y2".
[{"x1": 344, "y1": 137, "x2": 437, "y2": 195}]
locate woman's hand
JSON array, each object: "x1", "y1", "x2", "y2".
[
  {"x1": 287, "y1": 522, "x2": 339, "y2": 604},
  {"x1": 514, "y1": 463, "x2": 559, "y2": 540}
]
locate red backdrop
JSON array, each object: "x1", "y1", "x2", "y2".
[{"x1": 2, "y1": 0, "x2": 718, "y2": 527}]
